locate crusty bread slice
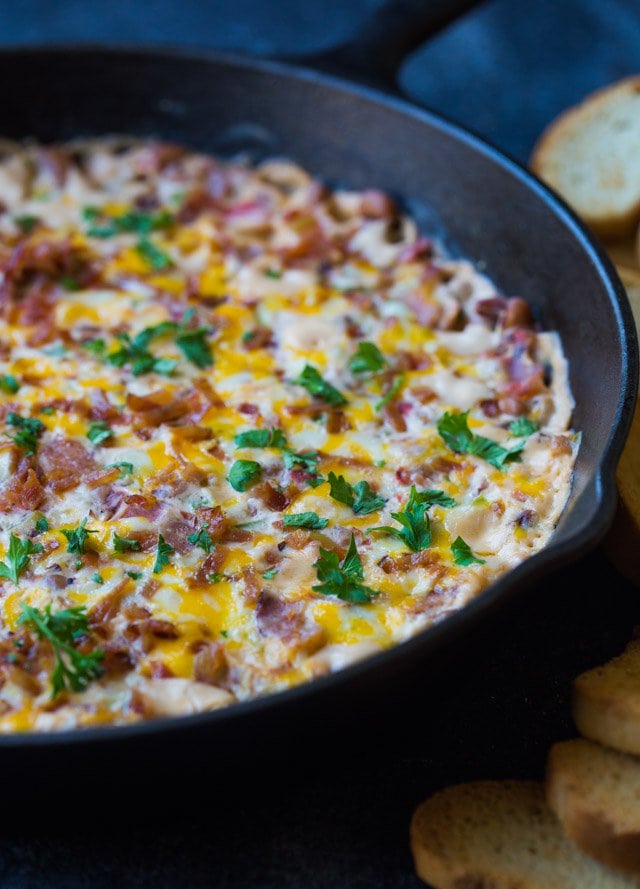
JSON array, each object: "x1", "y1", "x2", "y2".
[
  {"x1": 530, "y1": 76, "x2": 640, "y2": 238},
  {"x1": 573, "y1": 637, "x2": 640, "y2": 755},
  {"x1": 546, "y1": 738, "x2": 640, "y2": 873},
  {"x1": 410, "y1": 780, "x2": 640, "y2": 888}
]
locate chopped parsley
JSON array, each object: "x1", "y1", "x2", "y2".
[
  {"x1": 282, "y1": 449, "x2": 324, "y2": 486},
  {"x1": 349, "y1": 341, "x2": 386, "y2": 375},
  {"x1": 312, "y1": 534, "x2": 379, "y2": 604},
  {"x1": 112, "y1": 533, "x2": 142, "y2": 553},
  {"x1": 176, "y1": 326, "x2": 213, "y2": 369},
  {"x1": 126, "y1": 571, "x2": 143, "y2": 580},
  {"x1": 61, "y1": 518, "x2": 96, "y2": 555},
  {"x1": 14, "y1": 214, "x2": 39, "y2": 233},
  {"x1": 0, "y1": 374, "x2": 19, "y2": 394},
  {"x1": 228, "y1": 459, "x2": 262, "y2": 492},
  {"x1": 105, "y1": 461, "x2": 134, "y2": 479},
  {"x1": 34, "y1": 515, "x2": 49, "y2": 534},
  {"x1": 264, "y1": 268, "x2": 282, "y2": 279},
  {"x1": 83, "y1": 338, "x2": 107, "y2": 357},
  {"x1": 508, "y1": 417, "x2": 539, "y2": 438},
  {"x1": 135, "y1": 237, "x2": 173, "y2": 270},
  {"x1": 187, "y1": 525, "x2": 213, "y2": 553},
  {"x1": 87, "y1": 421, "x2": 114, "y2": 445},
  {"x1": 369, "y1": 486, "x2": 455, "y2": 552},
  {"x1": 6, "y1": 412, "x2": 45, "y2": 456},
  {"x1": 92, "y1": 573, "x2": 104, "y2": 585},
  {"x1": 17, "y1": 603, "x2": 103, "y2": 698},
  {"x1": 326, "y1": 471, "x2": 387, "y2": 515},
  {"x1": 83, "y1": 206, "x2": 173, "y2": 238},
  {"x1": 437, "y1": 411, "x2": 525, "y2": 470},
  {"x1": 283, "y1": 512, "x2": 329, "y2": 530},
  {"x1": 451, "y1": 535, "x2": 486, "y2": 566},
  {"x1": 262, "y1": 568, "x2": 278, "y2": 580},
  {"x1": 375, "y1": 373, "x2": 406, "y2": 411},
  {"x1": 153, "y1": 534, "x2": 174, "y2": 574},
  {"x1": 0, "y1": 535, "x2": 43, "y2": 584},
  {"x1": 234, "y1": 427, "x2": 288, "y2": 449},
  {"x1": 293, "y1": 364, "x2": 347, "y2": 406},
  {"x1": 107, "y1": 332, "x2": 177, "y2": 377}
]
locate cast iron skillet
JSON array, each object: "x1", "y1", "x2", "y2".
[{"x1": 0, "y1": 0, "x2": 636, "y2": 767}]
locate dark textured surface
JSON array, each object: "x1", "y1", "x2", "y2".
[{"x1": 0, "y1": 2, "x2": 639, "y2": 887}]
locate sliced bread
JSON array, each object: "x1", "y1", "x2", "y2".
[
  {"x1": 546, "y1": 738, "x2": 640, "y2": 873},
  {"x1": 530, "y1": 76, "x2": 640, "y2": 238},
  {"x1": 573, "y1": 637, "x2": 640, "y2": 755},
  {"x1": 410, "y1": 780, "x2": 640, "y2": 888}
]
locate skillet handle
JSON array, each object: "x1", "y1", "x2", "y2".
[{"x1": 285, "y1": 0, "x2": 485, "y2": 93}]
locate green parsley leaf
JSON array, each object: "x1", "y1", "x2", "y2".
[
  {"x1": 369, "y1": 487, "x2": 453, "y2": 552},
  {"x1": 60, "y1": 275, "x2": 80, "y2": 291},
  {"x1": 438, "y1": 411, "x2": 525, "y2": 469},
  {"x1": 153, "y1": 533, "x2": 174, "y2": 574},
  {"x1": 312, "y1": 534, "x2": 379, "y2": 604},
  {"x1": 84, "y1": 207, "x2": 173, "y2": 239},
  {"x1": 6, "y1": 412, "x2": 45, "y2": 456},
  {"x1": 437, "y1": 411, "x2": 525, "y2": 470},
  {"x1": 234, "y1": 427, "x2": 288, "y2": 449},
  {"x1": 208, "y1": 573, "x2": 224, "y2": 584},
  {"x1": 133, "y1": 321, "x2": 179, "y2": 350},
  {"x1": 0, "y1": 534, "x2": 43, "y2": 584},
  {"x1": 83, "y1": 338, "x2": 107, "y2": 356},
  {"x1": 34, "y1": 515, "x2": 49, "y2": 534},
  {"x1": 0, "y1": 374, "x2": 19, "y2": 394},
  {"x1": 135, "y1": 237, "x2": 173, "y2": 270},
  {"x1": 87, "y1": 421, "x2": 114, "y2": 445},
  {"x1": 126, "y1": 571, "x2": 143, "y2": 580},
  {"x1": 112, "y1": 533, "x2": 142, "y2": 554},
  {"x1": 282, "y1": 449, "x2": 324, "y2": 486},
  {"x1": 228, "y1": 459, "x2": 262, "y2": 492},
  {"x1": 293, "y1": 364, "x2": 347, "y2": 406},
  {"x1": 508, "y1": 417, "x2": 539, "y2": 437},
  {"x1": 451, "y1": 535, "x2": 486, "y2": 566},
  {"x1": 262, "y1": 568, "x2": 278, "y2": 580},
  {"x1": 264, "y1": 268, "x2": 281, "y2": 279},
  {"x1": 176, "y1": 327, "x2": 213, "y2": 369},
  {"x1": 105, "y1": 461, "x2": 134, "y2": 479},
  {"x1": 375, "y1": 373, "x2": 406, "y2": 411},
  {"x1": 349, "y1": 341, "x2": 386, "y2": 375},
  {"x1": 61, "y1": 518, "x2": 97, "y2": 555},
  {"x1": 92, "y1": 573, "x2": 104, "y2": 585},
  {"x1": 326, "y1": 471, "x2": 387, "y2": 515},
  {"x1": 107, "y1": 332, "x2": 177, "y2": 377},
  {"x1": 283, "y1": 512, "x2": 329, "y2": 530},
  {"x1": 242, "y1": 330, "x2": 257, "y2": 343},
  {"x1": 17, "y1": 603, "x2": 103, "y2": 698},
  {"x1": 187, "y1": 525, "x2": 213, "y2": 553},
  {"x1": 14, "y1": 214, "x2": 39, "y2": 233}
]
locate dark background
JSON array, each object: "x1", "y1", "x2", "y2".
[{"x1": 1, "y1": 1, "x2": 639, "y2": 887}]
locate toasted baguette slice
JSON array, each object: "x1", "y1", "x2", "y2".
[
  {"x1": 573, "y1": 637, "x2": 640, "y2": 755},
  {"x1": 410, "y1": 780, "x2": 640, "y2": 888},
  {"x1": 546, "y1": 738, "x2": 640, "y2": 873},
  {"x1": 530, "y1": 76, "x2": 640, "y2": 238}
]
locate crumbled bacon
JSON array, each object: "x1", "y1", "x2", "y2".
[
  {"x1": 253, "y1": 481, "x2": 289, "y2": 512},
  {"x1": 38, "y1": 438, "x2": 97, "y2": 492},
  {"x1": 0, "y1": 462, "x2": 45, "y2": 511},
  {"x1": 256, "y1": 592, "x2": 325, "y2": 654},
  {"x1": 193, "y1": 642, "x2": 228, "y2": 685},
  {"x1": 189, "y1": 546, "x2": 229, "y2": 588}
]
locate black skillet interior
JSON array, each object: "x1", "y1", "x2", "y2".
[{"x1": 0, "y1": 33, "x2": 636, "y2": 770}]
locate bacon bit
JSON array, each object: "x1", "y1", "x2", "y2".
[
  {"x1": 141, "y1": 619, "x2": 179, "y2": 640},
  {"x1": 412, "y1": 386, "x2": 437, "y2": 405},
  {"x1": 382, "y1": 401, "x2": 407, "y2": 433},
  {"x1": 221, "y1": 527, "x2": 252, "y2": 543},
  {"x1": 401, "y1": 289, "x2": 442, "y2": 328},
  {"x1": 88, "y1": 579, "x2": 131, "y2": 624},
  {"x1": 195, "y1": 505, "x2": 227, "y2": 540},
  {"x1": 480, "y1": 398, "x2": 500, "y2": 418},
  {"x1": 0, "y1": 464, "x2": 45, "y2": 511},
  {"x1": 171, "y1": 424, "x2": 213, "y2": 444},
  {"x1": 241, "y1": 565, "x2": 261, "y2": 605},
  {"x1": 476, "y1": 296, "x2": 507, "y2": 326},
  {"x1": 504, "y1": 297, "x2": 534, "y2": 329},
  {"x1": 286, "y1": 529, "x2": 313, "y2": 551},
  {"x1": 256, "y1": 592, "x2": 326, "y2": 654},
  {"x1": 380, "y1": 550, "x2": 443, "y2": 574},
  {"x1": 38, "y1": 437, "x2": 97, "y2": 493},
  {"x1": 326, "y1": 410, "x2": 351, "y2": 434},
  {"x1": 126, "y1": 530, "x2": 157, "y2": 552},
  {"x1": 192, "y1": 377, "x2": 225, "y2": 409},
  {"x1": 360, "y1": 190, "x2": 396, "y2": 218},
  {"x1": 344, "y1": 316, "x2": 364, "y2": 339},
  {"x1": 88, "y1": 388, "x2": 120, "y2": 422},
  {"x1": 193, "y1": 642, "x2": 228, "y2": 685},
  {"x1": 118, "y1": 493, "x2": 164, "y2": 521},
  {"x1": 37, "y1": 397, "x2": 88, "y2": 416},
  {"x1": 190, "y1": 546, "x2": 229, "y2": 588},
  {"x1": 398, "y1": 455, "x2": 460, "y2": 487},
  {"x1": 549, "y1": 434, "x2": 574, "y2": 457},
  {"x1": 0, "y1": 238, "x2": 96, "y2": 311},
  {"x1": 397, "y1": 237, "x2": 433, "y2": 263},
  {"x1": 243, "y1": 326, "x2": 273, "y2": 350},
  {"x1": 127, "y1": 387, "x2": 210, "y2": 428},
  {"x1": 253, "y1": 481, "x2": 289, "y2": 512},
  {"x1": 140, "y1": 578, "x2": 160, "y2": 600},
  {"x1": 100, "y1": 643, "x2": 135, "y2": 678},
  {"x1": 85, "y1": 466, "x2": 121, "y2": 489},
  {"x1": 238, "y1": 402, "x2": 260, "y2": 416},
  {"x1": 497, "y1": 396, "x2": 527, "y2": 416},
  {"x1": 516, "y1": 509, "x2": 536, "y2": 529},
  {"x1": 158, "y1": 511, "x2": 197, "y2": 554},
  {"x1": 147, "y1": 660, "x2": 175, "y2": 679},
  {"x1": 37, "y1": 146, "x2": 70, "y2": 187}
]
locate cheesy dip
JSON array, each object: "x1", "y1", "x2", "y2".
[{"x1": 0, "y1": 138, "x2": 578, "y2": 732}]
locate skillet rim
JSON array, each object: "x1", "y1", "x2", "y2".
[{"x1": 0, "y1": 41, "x2": 635, "y2": 749}]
